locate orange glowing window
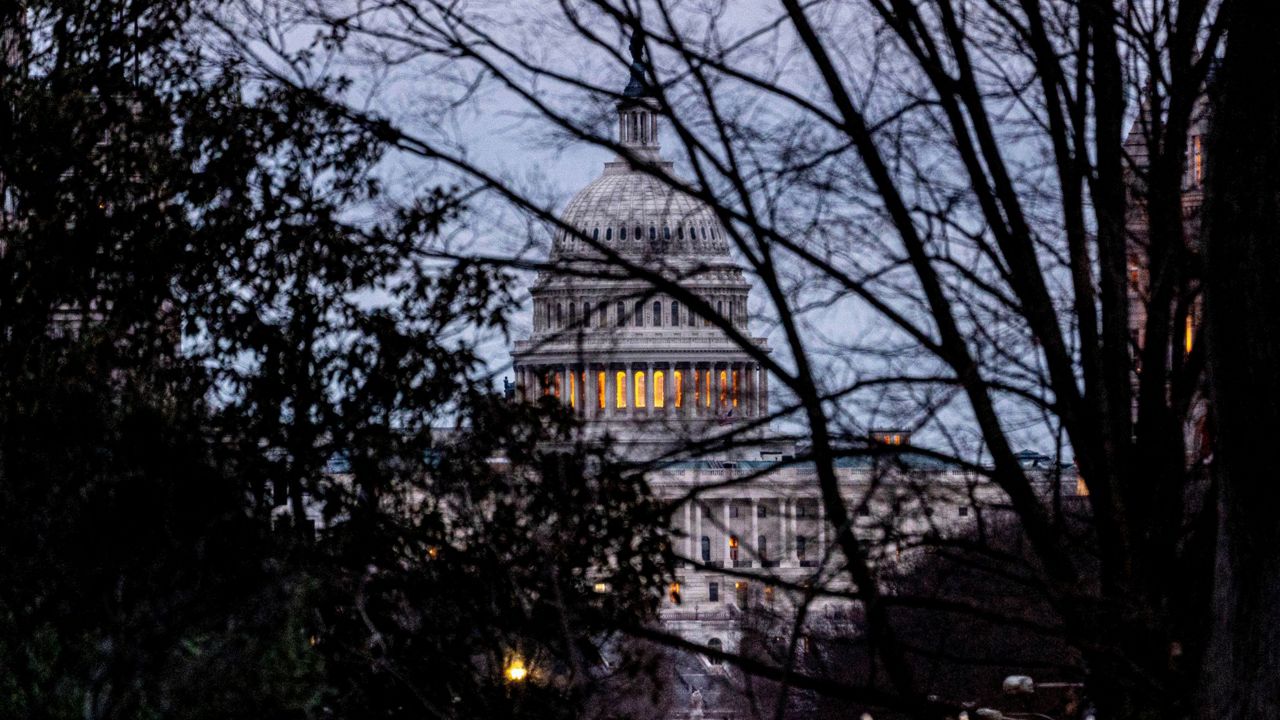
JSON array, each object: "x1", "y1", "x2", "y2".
[
  {"x1": 719, "y1": 370, "x2": 728, "y2": 406},
  {"x1": 597, "y1": 371, "x2": 606, "y2": 409},
  {"x1": 653, "y1": 370, "x2": 665, "y2": 408},
  {"x1": 569, "y1": 372, "x2": 576, "y2": 408},
  {"x1": 634, "y1": 371, "x2": 646, "y2": 408},
  {"x1": 615, "y1": 371, "x2": 627, "y2": 408},
  {"x1": 674, "y1": 370, "x2": 683, "y2": 408},
  {"x1": 1184, "y1": 314, "x2": 1194, "y2": 355},
  {"x1": 669, "y1": 582, "x2": 681, "y2": 604},
  {"x1": 1076, "y1": 475, "x2": 1089, "y2": 497},
  {"x1": 732, "y1": 370, "x2": 739, "y2": 407},
  {"x1": 704, "y1": 370, "x2": 712, "y2": 407},
  {"x1": 553, "y1": 372, "x2": 561, "y2": 398}
]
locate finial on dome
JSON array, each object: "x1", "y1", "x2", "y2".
[{"x1": 623, "y1": 24, "x2": 653, "y2": 99}]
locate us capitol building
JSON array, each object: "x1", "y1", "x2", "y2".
[{"x1": 506, "y1": 46, "x2": 1029, "y2": 718}]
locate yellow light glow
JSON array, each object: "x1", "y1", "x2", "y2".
[
  {"x1": 654, "y1": 370, "x2": 665, "y2": 408},
  {"x1": 719, "y1": 370, "x2": 728, "y2": 406},
  {"x1": 593, "y1": 582, "x2": 608, "y2": 593},
  {"x1": 616, "y1": 371, "x2": 627, "y2": 408},
  {"x1": 674, "y1": 370, "x2": 683, "y2": 407},
  {"x1": 704, "y1": 370, "x2": 712, "y2": 407},
  {"x1": 505, "y1": 659, "x2": 528, "y2": 682},
  {"x1": 598, "y1": 371, "x2": 606, "y2": 409},
  {"x1": 729, "y1": 535, "x2": 738, "y2": 548},
  {"x1": 732, "y1": 370, "x2": 739, "y2": 407},
  {"x1": 634, "y1": 371, "x2": 646, "y2": 408},
  {"x1": 669, "y1": 582, "x2": 681, "y2": 603},
  {"x1": 1076, "y1": 475, "x2": 1089, "y2": 497},
  {"x1": 569, "y1": 371, "x2": 576, "y2": 408},
  {"x1": 1185, "y1": 314, "x2": 1194, "y2": 355}
]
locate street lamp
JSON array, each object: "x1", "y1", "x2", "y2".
[{"x1": 505, "y1": 657, "x2": 528, "y2": 683}]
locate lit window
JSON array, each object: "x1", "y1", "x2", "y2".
[
  {"x1": 598, "y1": 371, "x2": 606, "y2": 409},
  {"x1": 704, "y1": 370, "x2": 712, "y2": 407},
  {"x1": 616, "y1": 371, "x2": 627, "y2": 408},
  {"x1": 634, "y1": 371, "x2": 646, "y2": 408},
  {"x1": 553, "y1": 372, "x2": 561, "y2": 398},
  {"x1": 719, "y1": 370, "x2": 728, "y2": 407},
  {"x1": 729, "y1": 535, "x2": 739, "y2": 561},
  {"x1": 764, "y1": 585, "x2": 775, "y2": 604},
  {"x1": 673, "y1": 370, "x2": 683, "y2": 408},
  {"x1": 593, "y1": 582, "x2": 608, "y2": 593},
  {"x1": 1193, "y1": 135, "x2": 1204, "y2": 185},
  {"x1": 669, "y1": 582, "x2": 681, "y2": 604},
  {"x1": 1076, "y1": 475, "x2": 1089, "y2": 497},
  {"x1": 654, "y1": 370, "x2": 665, "y2": 408},
  {"x1": 1185, "y1": 313, "x2": 1195, "y2": 355},
  {"x1": 732, "y1": 369, "x2": 739, "y2": 407},
  {"x1": 569, "y1": 372, "x2": 576, "y2": 408}
]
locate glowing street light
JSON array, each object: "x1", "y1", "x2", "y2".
[{"x1": 505, "y1": 657, "x2": 528, "y2": 683}]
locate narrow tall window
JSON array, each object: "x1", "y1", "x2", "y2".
[
  {"x1": 553, "y1": 372, "x2": 562, "y2": 398},
  {"x1": 674, "y1": 370, "x2": 683, "y2": 408},
  {"x1": 605, "y1": 227, "x2": 612, "y2": 240},
  {"x1": 616, "y1": 371, "x2": 627, "y2": 408},
  {"x1": 689, "y1": 306, "x2": 697, "y2": 327},
  {"x1": 635, "y1": 300, "x2": 644, "y2": 327},
  {"x1": 708, "y1": 581, "x2": 719, "y2": 602},
  {"x1": 619, "y1": 226, "x2": 626, "y2": 240},
  {"x1": 732, "y1": 369, "x2": 739, "y2": 407},
  {"x1": 797, "y1": 536, "x2": 807, "y2": 560},
  {"x1": 617, "y1": 301, "x2": 626, "y2": 327},
  {"x1": 671, "y1": 301, "x2": 680, "y2": 326},
  {"x1": 758, "y1": 535, "x2": 768, "y2": 561},
  {"x1": 582, "y1": 302, "x2": 592, "y2": 328},
  {"x1": 704, "y1": 370, "x2": 713, "y2": 407},
  {"x1": 634, "y1": 371, "x2": 646, "y2": 408},
  {"x1": 598, "y1": 371, "x2": 607, "y2": 409},
  {"x1": 569, "y1": 372, "x2": 576, "y2": 408},
  {"x1": 652, "y1": 300, "x2": 662, "y2": 327},
  {"x1": 654, "y1": 370, "x2": 665, "y2": 408},
  {"x1": 556, "y1": 303, "x2": 563, "y2": 327},
  {"x1": 719, "y1": 370, "x2": 728, "y2": 407},
  {"x1": 701, "y1": 536, "x2": 711, "y2": 562},
  {"x1": 729, "y1": 535, "x2": 739, "y2": 562},
  {"x1": 707, "y1": 638, "x2": 723, "y2": 664}
]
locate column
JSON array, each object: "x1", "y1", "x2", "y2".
[
  {"x1": 758, "y1": 365, "x2": 769, "y2": 417},
  {"x1": 778, "y1": 499, "x2": 788, "y2": 567},
  {"x1": 625, "y1": 363, "x2": 634, "y2": 417},
  {"x1": 788, "y1": 498, "x2": 798, "y2": 563},
  {"x1": 750, "y1": 498, "x2": 759, "y2": 567},
  {"x1": 646, "y1": 361, "x2": 654, "y2": 415},
  {"x1": 604, "y1": 365, "x2": 615, "y2": 418},
  {"x1": 684, "y1": 502, "x2": 693, "y2": 560},
  {"x1": 723, "y1": 500, "x2": 732, "y2": 566},
  {"x1": 695, "y1": 502, "x2": 704, "y2": 563}
]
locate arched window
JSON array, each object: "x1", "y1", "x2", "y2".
[
  {"x1": 634, "y1": 371, "x2": 646, "y2": 408},
  {"x1": 701, "y1": 536, "x2": 711, "y2": 562},
  {"x1": 605, "y1": 227, "x2": 612, "y2": 240},
  {"x1": 652, "y1": 300, "x2": 662, "y2": 327},
  {"x1": 671, "y1": 301, "x2": 680, "y2": 326},
  {"x1": 635, "y1": 300, "x2": 644, "y2": 327},
  {"x1": 717, "y1": 299, "x2": 723, "y2": 317},
  {"x1": 673, "y1": 370, "x2": 683, "y2": 407},
  {"x1": 676, "y1": 225, "x2": 684, "y2": 239},
  {"x1": 616, "y1": 301, "x2": 626, "y2": 327},
  {"x1": 615, "y1": 371, "x2": 627, "y2": 408},
  {"x1": 707, "y1": 638, "x2": 723, "y2": 664},
  {"x1": 556, "y1": 303, "x2": 563, "y2": 327},
  {"x1": 653, "y1": 370, "x2": 665, "y2": 408},
  {"x1": 592, "y1": 227, "x2": 599, "y2": 240},
  {"x1": 568, "y1": 302, "x2": 576, "y2": 327},
  {"x1": 663, "y1": 226, "x2": 671, "y2": 240},
  {"x1": 649, "y1": 226, "x2": 656, "y2": 241},
  {"x1": 619, "y1": 226, "x2": 626, "y2": 240},
  {"x1": 635, "y1": 225, "x2": 642, "y2": 240},
  {"x1": 701, "y1": 226, "x2": 708, "y2": 239},
  {"x1": 582, "y1": 302, "x2": 592, "y2": 328}
]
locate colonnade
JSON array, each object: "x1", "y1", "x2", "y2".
[
  {"x1": 514, "y1": 359, "x2": 768, "y2": 419},
  {"x1": 680, "y1": 497, "x2": 826, "y2": 569}
]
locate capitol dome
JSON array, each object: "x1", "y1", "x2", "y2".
[{"x1": 511, "y1": 53, "x2": 770, "y2": 454}]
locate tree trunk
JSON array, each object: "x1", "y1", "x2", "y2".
[{"x1": 1202, "y1": 5, "x2": 1280, "y2": 717}]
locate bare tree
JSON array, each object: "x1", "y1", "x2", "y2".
[{"x1": 207, "y1": 1, "x2": 1273, "y2": 718}]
